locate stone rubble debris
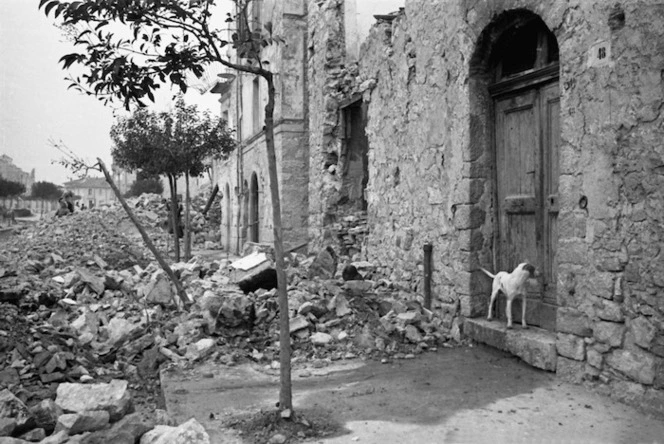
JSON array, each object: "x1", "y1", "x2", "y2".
[{"x1": 0, "y1": 192, "x2": 457, "y2": 442}]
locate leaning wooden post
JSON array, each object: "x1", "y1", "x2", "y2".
[{"x1": 97, "y1": 158, "x2": 191, "y2": 307}]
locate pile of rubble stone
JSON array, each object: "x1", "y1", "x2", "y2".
[{"x1": 0, "y1": 197, "x2": 454, "y2": 442}]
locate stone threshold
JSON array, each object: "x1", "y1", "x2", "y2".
[{"x1": 463, "y1": 318, "x2": 557, "y2": 372}]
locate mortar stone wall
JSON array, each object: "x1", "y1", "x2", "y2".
[{"x1": 307, "y1": 0, "x2": 664, "y2": 413}]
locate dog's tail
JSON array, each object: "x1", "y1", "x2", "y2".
[{"x1": 478, "y1": 267, "x2": 495, "y2": 279}]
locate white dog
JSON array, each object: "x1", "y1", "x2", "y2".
[{"x1": 480, "y1": 263, "x2": 537, "y2": 329}]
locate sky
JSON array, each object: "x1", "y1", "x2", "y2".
[{"x1": 0, "y1": 0, "x2": 222, "y2": 186}]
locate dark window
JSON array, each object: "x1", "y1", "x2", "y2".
[{"x1": 491, "y1": 18, "x2": 559, "y2": 80}]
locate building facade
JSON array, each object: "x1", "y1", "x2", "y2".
[
  {"x1": 63, "y1": 177, "x2": 115, "y2": 208},
  {"x1": 306, "y1": 0, "x2": 664, "y2": 414},
  {"x1": 212, "y1": 0, "x2": 310, "y2": 253},
  {"x1": 215, "y1": 0, "x2": 664, "y2": 413}
]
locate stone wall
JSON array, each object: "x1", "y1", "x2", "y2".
[{"x1": 307, "y1": 0, "x2": 664, "y2": 412}]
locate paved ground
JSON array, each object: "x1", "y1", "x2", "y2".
[{"x1": 161, "y1": 344, "x2": 664, "y2": 444}]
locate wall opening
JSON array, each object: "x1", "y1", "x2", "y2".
[
  {"x1": 339, "y1": 98, "x2": 369, "y2": 211},
  {"x1": 249, "y1": 172, "x2": 259, "y2": 242}
]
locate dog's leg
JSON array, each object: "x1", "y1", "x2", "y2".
[
  {"x1": 521, "y1": 294, "x2": 528, "y2": 328},
  {"x1": 506, "y1": 297, "x2": 513, "y2": 329},
  {"x1": 487, "y1": 288, "x2": 499, "y2": 321}
]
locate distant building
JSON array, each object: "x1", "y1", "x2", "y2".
[
  {"x1": 0, "y1": 154, "x2": 35, "y2": 193},
  {"x1": 62, "y1": 177, "x2": 114, "y2": 208},
  {"x1": 111, "y1": 164, "x2": 136, "y2": 196}
]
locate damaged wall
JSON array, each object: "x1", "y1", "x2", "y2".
[{"x1": 308, "y1": 0, "x2": 664, "y2": 413}]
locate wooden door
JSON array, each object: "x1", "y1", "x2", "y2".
[{"x1": 494, "y1": 80, "x2": 559, "y2": 330}]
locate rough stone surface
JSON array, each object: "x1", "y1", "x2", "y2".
[
  {"x1": 55, "y1": 380, "x2": 132, "y2": 422},
  {"x1": 55, "y1": 411, "x2": 109, "y2": 435},
  {"x1": 593, "y1": 322, "x2": 625, "y2": 348},
  {"x1": 556, "y1": 333, "x2": 585, "y2": 361},
  {"x1": 630, "y1": 316, "x2": 657, "y2": 350},
  {"x1": 0, "y1": 389, "x2": 33, "y2": 434},
  {"x1": 557, "y1": 356, "x2": 586, "y2": 384},
  {"x1": 557, "y1": 308, "x2": 592, "y2": 337},
  {"x1": 606, "y1": 349, "x2": 657, "y2": 385},
  {"x1": 506, "y1": 329, "x2": 557, "y2": 372},
  {"x1": 28, "y1": 399, "x2": 61, "y2": 433},
  {"x1": 139, "y1": 418, "x2": 210, "y2": 444}
]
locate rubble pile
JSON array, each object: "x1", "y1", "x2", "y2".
[{"x1": 0, "y1": 202, "x2": 454, "y2": 442}]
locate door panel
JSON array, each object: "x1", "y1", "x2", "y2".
[{"x1": 494, "y1": 81, "x2": 559, "y2": 329}]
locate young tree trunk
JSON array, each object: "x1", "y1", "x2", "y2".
[
  {"x1": 97, "y1": 159, "x2": 191, "y2": 306},
  {"x1": 184, "y1": 174, "x2": 191, "y2": 261},
  {"x1": 261, "y1": 72, "x2": 292, "y2": 412},
  {"x1": 168, "y1": 175, "x2": 181, "y2": 261}
]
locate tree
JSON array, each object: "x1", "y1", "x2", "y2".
[
  {"x1": 41, "y1": 0, "x2": 294, "y2": 412},
  {"x1": 124, "y1": 173, "x2": 164, "y2": 198},
  {"x1": 31, "y1": 181, "x2": 62, "y2": 200},
  {"x1": 0, "y1": 176, "x2": 26, "y2": 198},
  {"x1": 111, "y1": 98, "x2": 234, "y2": 261}
]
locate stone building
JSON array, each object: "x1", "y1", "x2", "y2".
[
  {"x1": 0, "y1": 154, "x2": 35, "y2": 193},
  {"x1": 306, "y1": 0, "x2": 664, "y2": 413},
  {"x1": 213, "y1": 0, "x2": 664, "y2": 413},
  {"x1": 212, "y1": 0, "x2": 310, "y2": 254},
  {"x1": 63, "y1": 177, "x2": 115, "y2": 208}
]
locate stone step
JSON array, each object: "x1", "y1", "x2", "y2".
[{"x1": 464, "y1": 318, "x2": 557, "y2": 372}]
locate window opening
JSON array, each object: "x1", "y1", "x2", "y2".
[{"x1": 490, "y1": 17, "x2": 559, "y2": 81}]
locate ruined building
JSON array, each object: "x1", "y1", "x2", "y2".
[{"x1": 213, "y1": 0, "x2": 664, "y2": 413}]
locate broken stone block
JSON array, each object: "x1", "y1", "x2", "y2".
[
  {"x1": 0, "y1": 368, "x2": 19, "y2": 387},
  {"x1": 297, "y1": 301, "x2": 327, "y2": 318},
  {"x1": 311, "y1": 332, "x2": 333, "y2": 346},
  {"x1": 81, "y1": 411, "x2": 156, "y2": 444},
  {"x1": 28, "y1": 399, "x2": 61, "y2": 433},
  {"x1": 55, "y1": 379, "x2": 132, "y2": 422},
  {"x1": 185, "y1": 339, "x2": 216, "y2": 361},
  {"x1": 139, "y1": 418, "x2": 210, "y2": 444},
  {"x1": 105, "y1": 316, "x2": 143, "y2": 347},
  {"x1": 329, "y1": 294, "x2": 351, "y2": 317},
  {"x1": 38, "y1": 430, "x2": 69, "y2": 444},
  {"x1": 343, "y1": 280, "x2": 373, "y2": 296},
  {"x1": 145, "y1": 277, "x2": 174, "y2": 306},
  {"x1": 396, "y1": 311, "x2": 422, "y2": 327},
  {"x1": 0, "y1": 389, "x2": 34, "y2": 435},
  {"x1": 77, "y1": 268, "x2": 105, "y2": 295},
  {"x1": 404, "y1": 325, "x2": 423, "y2": 343},
  {"x1": 289, "y1": 315, "x2": 310, "y2": 334},
  {"x1": 0, "y1": 417, "x2": 15, "y2": 436},
  {"x1": 307, "y1": 247, "x2": 337, "y2": 279},
  {"x1": 20, "y1": 427, "x2": 46, "y2": 442},
  {"x1": 55, "y1": 410, "x2": 109, "y2": 435}
]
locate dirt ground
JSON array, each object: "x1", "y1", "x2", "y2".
[{"x1": 161, "y1": 344, "x2": 664, "y2": 444}]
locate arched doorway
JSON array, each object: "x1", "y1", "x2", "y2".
[
  {"x1": 471, "y1": 11, "x2": 560, "y2": 330},
  {"x1": 225, "y1": 183, "x2": 232, "y2": 252},
  {"x1": 249, "y1": 172, "x2": 259, "y2": 242}
]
